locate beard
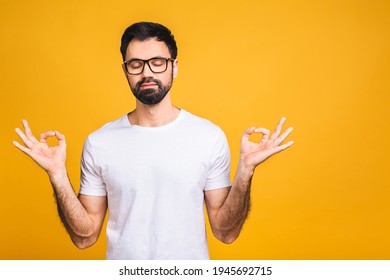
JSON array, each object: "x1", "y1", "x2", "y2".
[{"x1": 130, "y1": 75, "x2": 173, "y2": 105}]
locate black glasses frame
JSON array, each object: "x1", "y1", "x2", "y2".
[{"x1": 123, "y1": 57, "x2": 175, "y2": 75}]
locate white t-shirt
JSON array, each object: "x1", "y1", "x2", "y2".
[{"x1": 79, "y1": 109, "x2": 231, "y2": 259}]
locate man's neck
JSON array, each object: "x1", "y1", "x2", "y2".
[{"x1": 128, "y1": 95, "x2": 180, "y2": 127}]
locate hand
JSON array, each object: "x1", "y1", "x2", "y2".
[
  {"x1": 13, "y1": 120, "x2": 67, "y2": 176},
  {"x1": 240, "y1": 117, "x2": 294, "y2": 170}
]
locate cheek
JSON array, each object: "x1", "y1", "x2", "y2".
[
  {"x1": 126, "y1": 75, "x2": 139, "y2": 88},
  {"x1": 159, "y1": 76, "x2": 170, "y2": 85}
]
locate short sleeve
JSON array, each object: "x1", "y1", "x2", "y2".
[
  {"x1": 79, "y1": 137, "x2": 107, "y2": 196},
  {"x1": 204, "y1": 128, "x2": 231, "y2": 190}
]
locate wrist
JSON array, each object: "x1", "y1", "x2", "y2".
[
  {"x1": 48, "y1": 166, "x2": 68, "y2": 186},
  {"x1": 236, "y1": 158, "x2": 255, "y2": 182}
]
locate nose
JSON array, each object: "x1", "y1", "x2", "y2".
[{"x1": 142, "y1": 61, "x2": 154, "y2": 77}]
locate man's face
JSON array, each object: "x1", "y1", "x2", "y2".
[{"x1": 123, "y1": 38, "x2": 178, "y2": 105}]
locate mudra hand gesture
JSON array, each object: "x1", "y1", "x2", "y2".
[
  {"x1": 240, "y1": 117, "x2": 294, "y2": 169},
  {"x1": 13, "y1": 120, "x2": 67, "y2": 176}
]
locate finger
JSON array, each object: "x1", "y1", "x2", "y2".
[
  {"x1": 15, "y1": 127, "x2": 34, "y2": 148},
  {"x1": 274, "y1": 127, "x2": 294, "y2": 146},
  {"x1": 55, "y1": 131, "x2": 66, "y2": 147},
  {"x1": 40, "y1": 131, "x2": 56, "y2": 143},
  {"x1": 273, "y1": 140, "x2": 294, "y2": 153},
  {"x1": 22, "y1": 120, "x2": 38, "y2": 143},
  {"x1": 12, "y1": 140, "x2": 33, "y2": 156},
  {"x1": 270, "y1": 117, "x2": 286, "y2": 140},
  {"x1": 254, "y1": 128, "x2": 270, "y2": 141},
  {"x1": 243, "y1": 127, "x2": 256, "y2": 140}
]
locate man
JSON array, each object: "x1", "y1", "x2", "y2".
[{"x1": 13, "y1": 22, "x2": 294, "y2": 259}]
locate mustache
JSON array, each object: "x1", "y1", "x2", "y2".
[{"x1": 135, "y1": 78, "x2": 162, "y2": 91}]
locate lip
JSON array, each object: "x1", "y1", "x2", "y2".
[{"x1": 140, "y1": 83, "x2": 157, "y2": 89}]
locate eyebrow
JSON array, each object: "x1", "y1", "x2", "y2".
[{"x1": 126, "y1": 56, "x2": 166, "y2": 62}]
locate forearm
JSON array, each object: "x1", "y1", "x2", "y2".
[
  {"x1": 212, "y1": 160, "x2": 254, "y2": 243},
  {"x1": 49, "y1": 169, "x2": 96, "y2": 248},
  {"x1": 13, "y1": 122, "x2": 101, "y2": 248},
  {"x1": 207, "y1": 118, "x2": 294, "y2": 244}
]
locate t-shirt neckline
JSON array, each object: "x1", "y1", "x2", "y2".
[{"x1": 122, "y1": 109, "x2": 186, "y2": 131}]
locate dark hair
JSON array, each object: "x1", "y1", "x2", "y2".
[{"x1": 120, "y1": 22, "x2": 178, "y2": 61}]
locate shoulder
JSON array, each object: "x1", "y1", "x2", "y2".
[
  {"x1": 86, "y1": 114, "x2": 129, "y2": 143},
  {"x1": 179, "y1": 110, "x2": 228, "y2": 148},
  {"x1": 181, "y1": 110, "x2": 223, "y2": 133}
]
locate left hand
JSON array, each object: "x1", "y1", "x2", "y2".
[{"x1": 240, "y1": 117, "x2": 294, "y2": 169}]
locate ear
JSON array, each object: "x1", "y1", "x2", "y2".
[
  {"x1": 173, "y1": 59, "x2": 178, "y2": 78},
  {"x1": 122, "y1": 63, "x2": 127, "y2": 75}
]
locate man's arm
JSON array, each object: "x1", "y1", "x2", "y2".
[
  {"x1": 13, "y1": 120, "x2": 106, "y2": 249},
  {"x1": 205, "y1": 117, "x2": 294, "y2": 244}
]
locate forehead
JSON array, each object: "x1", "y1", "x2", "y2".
[{"x1": 125, "y1": 38, "x2": 170, "y2": 60}]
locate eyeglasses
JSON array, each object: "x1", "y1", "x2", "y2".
[{"x1": 123, "y1": 57, "x2": 175, "y2": 75}]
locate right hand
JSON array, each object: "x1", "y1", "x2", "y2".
[{"x1": 13, "y1": 120, "x2": 67, "y2": 176}]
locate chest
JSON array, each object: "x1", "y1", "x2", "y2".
[{"x1": 95, "y1": 131, "x2": 213, "y2": 196}]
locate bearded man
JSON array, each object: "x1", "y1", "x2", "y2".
[{"x1": 13, "y1": 22, "x2": 294, "y2": 260}]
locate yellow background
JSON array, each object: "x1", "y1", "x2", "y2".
[{"x1": 1, "y1": 0, "x2": 389, "y2": 259}]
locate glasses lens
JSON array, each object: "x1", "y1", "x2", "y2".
[
  {"x1": 126, "y1": 60, "x2": 144, "y2": 75},
  {"x1": 148, "y1": 58, "x2": 168, "y2": 73}
]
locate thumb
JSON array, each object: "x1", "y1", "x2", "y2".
[{"x1": 243, "y1": 127, "x2": 256, "y2": 140}]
